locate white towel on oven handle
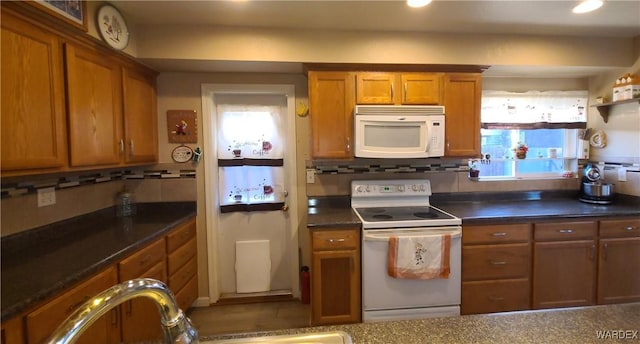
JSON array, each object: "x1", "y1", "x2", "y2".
[{"x1": 387, "y1": 233, "x2": 451, "y2": 280}]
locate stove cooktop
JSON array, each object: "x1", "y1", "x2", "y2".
[{"x1": 353, "y1": 205, "x2": 461, "y2": 229}]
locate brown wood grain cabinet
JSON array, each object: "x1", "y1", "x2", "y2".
[
  {"x1": 65, "y1": 43, "x2": 123, "y2": 167},
  {"x1": 597, "y1": 218, "x2": 640, "y2": 304},
  {"x1": 310, "y1": 228, "x2": 361, "y2": 325},
  {"x1": 1, "y1": 316, "x2": 25, "y2": 344},
  {"x1": 308, "y1": 71, "x2": 356, "y2": 159},
  {"x1": 166, "y1": 217, "x2": 198, "y2": 311},
  {"x1": 1, "y1": 6, "x2": 158, "y2": 176},
  {"x1": 25, "y1": 266, "x2": 120, "y2": 344},
  {"x1": 532, "y1": 220, "x2": 597, "y2": 309},
  {"x1": 356, "y1": 72, "x2": 442, "y2": 105},
  {"x1": 461, "y1": 223, "x2": 531, "y2": 315},
  {"x1": 1, "y1": 10, "x2": 68, "y2": 174},
  {"x1": 443, "y1": 73, "x2": 482, "y2": 157}
]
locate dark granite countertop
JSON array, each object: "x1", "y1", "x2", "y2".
[
  {"x1": 202, "y1": 302, "x2": 640, "y2": 343},
  {"x1": 0, "y1": 202, "x2": 196, "y2": 322},
  {"x1": 306, "y1": 192, "x2": 640, "y2": 228}
]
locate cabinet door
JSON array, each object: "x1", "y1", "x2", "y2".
[
  {"x1": 532, "y1": 240, "x2": 596, "y2": 309},
  {"x1": 120, "y1": 261, "x2": 167, "y2": 343},
  {"x1": 122, "y1": 66, "x2": 158, "y2": 164},
  {"x1": 400, "y1": 73, "x2": 442, "y2": 104},
  {"x1": 311, "y1": 250, "x2": 360, "y2": 325},
  {"x1": 65, "y1": 43, "x2": 122, "y2": 167},
  {"x1": 308, "y1": 71, "x2": 355, "y2": 158},
  {"x1": 598, "y1": 237, "x2": 640, "y2": 304},
  {"x1": 1, "y1": 316, "x2": 25, "y2": 344},
  {"x1": 26, "y1": 267, "x2": 120, "y2": 344},
  {"x1": 356, "y1": 72, "x2": 396, "y2": 104},
  {"x1": 1, "y1": 11, "x2": 67, "y2": 173},
  {"x1": 443, "y1": 73, "x2": 481, "y2": 157}
]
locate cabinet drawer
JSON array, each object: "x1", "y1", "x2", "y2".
[
  {"x1": 462, "y1": 243, "x2": 530, "y2": 281},
  {"x1": 175, "y1": 275, "x2": 198, "y2": 312},
  {"x1": 462, "y1": 279, "x2": 530, "y2": 315},
  {"x1": 166, "y1": 218, "x2": 196, "y2": 253},
  {"x1": 534, "y1": 221, "x2": 596, "y2": 241},
  {"x1": 26, "y1": 267, "x2": 118, "y2": 344},
  {"x1": 119, "y1": 238, "x2": 166, "y2": 281},
  {"x1": 599, "y1": 218, "x2": 640, "y2": 238},
  {"x1": 463, "y1": 224, "x2": 531, "y2": 244},
  {"x1": 169, "y1": 256, "x2": 197, "y2": 292},
  {"x1": 168, "y1": 237, "x2": 196, "y2": 275},
  {"x1": 312, "y1": 229, "x2": 359, "y2": 250}
]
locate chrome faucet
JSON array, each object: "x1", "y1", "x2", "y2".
[{"x1": 46, "y1": 278, "x2": 198, "y2": 344}]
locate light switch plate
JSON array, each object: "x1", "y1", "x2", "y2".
[
  {"x1": 306, "y1": 169, "x2": 315, "y2": 184},
  {"x1": 37, "y1": 187, "x2": 56, "y2": 207}
]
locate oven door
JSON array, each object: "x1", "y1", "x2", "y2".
[
  {"x1": 355, "y1": 115, "x2": 440, "y2": 158},
  {"x1": 362, "y1": 226, "x2": 461, "y2": 322}
]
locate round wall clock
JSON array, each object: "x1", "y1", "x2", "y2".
[
  {"x1": 96, "y1": 4, "x2": 129, "y2": 50},
  {"x1": 172, "y1": 145, "x2": 194, "y2": 163}
]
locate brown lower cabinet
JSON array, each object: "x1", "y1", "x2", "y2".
[
  {"x1": 461, "y1": 223, "x2": 532, "y2": 315},
  {"x1": 597, "y1": 218, "x2": 640, "y2": 304},
  {"x1": 2, "y1": 216, "x2": 197, "y2": 344},
  {"x1": 532, "y1": 220, "x2": 597, "y2": 309},
  {"x1": 310, "y1": 227, "x2": 361, "y2": 325}
]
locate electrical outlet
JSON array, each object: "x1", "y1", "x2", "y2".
[
  {"x1": 37, "y1": 187, "x2": 56, "y2": 207},
  {"x1": 306, "y1": 169, "x2": 315, "y2": 184}
]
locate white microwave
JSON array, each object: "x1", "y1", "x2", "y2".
[{"x1": 354, "y1": 105, "x2": 445, "y2": 158}]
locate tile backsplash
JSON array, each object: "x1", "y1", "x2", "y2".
[{"x1": 1, "y1": 164, "x2": 197, "y2": 237}]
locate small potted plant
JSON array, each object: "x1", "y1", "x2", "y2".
[
  {"x1": 514, "y1": 142, "x2": 528, "y2": 159},
  {"x1": 468, "y1": 159, "x2": 480, "y2": 179}
]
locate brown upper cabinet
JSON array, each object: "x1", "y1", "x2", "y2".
[
  {"x1": 356, "y1": 72, "x2": 442, "y2": 105},
  {"x1": 1, "y1": 10, "x2": 68, "y2": 173},
  {"x1": 1, "y1": 7, "x2": 158, "y2": 176},
  {"x1": 443, "y1": 73, "x2": 482, "y2": 157},
  {"x1": 308, "y1": 71, "x2": 356, "y2": 159}
]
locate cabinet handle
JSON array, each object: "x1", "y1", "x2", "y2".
[
  {"x1": 488, "y1": 296, "x2": 505, "y2": 302},
  {"x1": 126, "y1": 300, "x2": 133, "y2": 316},
  {"x1": 119, "y1": 139, "x2": 124, "y2": 154},
  {"x1": 346, "y1": 137, "x2": 350, "y2": 152},
  {"x1": 129, "y1": 140, "x2": 135, "y2": 156},
  {"x1": 403, "y1": 82, "x2": 407, "y2": 102},
  {"x1": 602, "y1": 243, "x2": 608, "y2": 261},
  {"x1": 390, "y1": 83, "x2": 394, "y2": 100},
  {"x1": 625, "y1": 226, "x2": 637, "y2": 231},
  {"x1": 326, "y1": 238, "x2": 346, "y2": 243},
  {"x1": 590, "y1": 244, "x2": 595, "y2": 261},
  {"x1": 67, "y1": 295, "x2": 91, "y2": 314},
  {"x1": 489, "y1": 260, "x2": 507, "y2": 265},
  {"x1": 491, "y1": 232, "x2": 507, "y2": 237},
  {"x1": 558, "y1": 229, "x2": 573, "y2": 234},
  {"x1": 446, "y1": 141, "x2": 450, "y2": 151},
  {"x1": 111, "y1": 308, "x2": 119, "y2": 327}
]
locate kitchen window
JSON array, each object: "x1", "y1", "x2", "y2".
[{"x1": 477, "y1": 90, "x2": 587, "y2": 179}]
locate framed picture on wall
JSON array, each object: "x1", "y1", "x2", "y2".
[
  {"x1": 27, "y1": 0, "x2": 88, "y2": 32},
  {"x1": 167, "y1": 110, "x2": 198, "y2": 143}
]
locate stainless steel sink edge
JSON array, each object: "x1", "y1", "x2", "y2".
[{"x1": 202, "y1": 330, "x2": 353, "y2": 344}]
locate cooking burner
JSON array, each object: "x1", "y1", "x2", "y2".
[
  {"x1": 372, "y1": 214, "x2": 393, "y2": 220},
  {"x1": 413, "y1": 212, "x2": 439, "y2": 219},
  {"x1": 364, "y1": 208, "x2": 387, "y2": 214}
]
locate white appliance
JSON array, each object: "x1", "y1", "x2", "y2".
[
  {"x1": 351, "y1": 179, "x2": 462, "y2": 322},
  {"x1": 354, "y1": 105, "x2": 445, "y2": 158}
]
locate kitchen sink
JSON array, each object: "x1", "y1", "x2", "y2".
[{"x1": 203, "y1": 331, "x2": 353, "y2": 344}]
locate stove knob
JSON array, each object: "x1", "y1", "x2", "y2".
[
  {"x1": 365, "y1": 185, "x2": 371, "y2": 192},
  {"x1": 355, "y1": 185, "x2": 363, "y2": 193},
  {"x1": 420, "y1": 184, "x2": 426, "y2": 191},
  {"x1": 397, "y1": 185, "x2": 404, "y2": 192},
  {"x1": 411, "y1": 184, "x2": 418, "y2": 191}
]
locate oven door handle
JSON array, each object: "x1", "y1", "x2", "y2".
[{"x1": 363, "y1": 228, "x2": 461, "y2": 242}]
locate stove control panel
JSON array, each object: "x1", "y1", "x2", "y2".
[{"x1": 352, "y1": 180, "x2": 431, "y2": 197}]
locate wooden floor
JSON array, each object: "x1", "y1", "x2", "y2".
[{"x1": 187, "y1": 300, "x2": 312, "y2": 337}]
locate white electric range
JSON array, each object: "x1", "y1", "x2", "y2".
[{"x1": 351, "y1": 179, "x2": 462, "y2": 322}]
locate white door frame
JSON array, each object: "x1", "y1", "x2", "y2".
[{"x1": 201, "y1": 84, "x2": 300, "y2": 303}]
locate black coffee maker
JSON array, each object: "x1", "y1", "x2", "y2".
[{"x1": 579, "y1": 163, "x2": 614, "y2": 204}]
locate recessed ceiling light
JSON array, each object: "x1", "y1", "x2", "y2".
[
  {"x1": 572, "y1": 0, "x2": 603, "y2": 13},
  {"x1": 407, "y1": 0, "x2": 432, "y2": 8}
]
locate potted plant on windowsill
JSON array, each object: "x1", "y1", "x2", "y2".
[{"x1": 468, "y1": 159, "x2": 480, "y2": 179}]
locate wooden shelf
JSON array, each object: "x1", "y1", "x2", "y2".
[{"x1": 590, "y1": 98, "x2": 640, "y2": 123}]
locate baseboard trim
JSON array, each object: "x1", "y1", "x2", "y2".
[
  {"x1": 214, "y1": 290, "x2": 296, "y2": 305},
  {"x1": 192, "y1": 296, "x2": 211, "y2": 308}
]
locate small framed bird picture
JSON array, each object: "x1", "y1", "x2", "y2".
[{"x1": 167, "y1": 110, "x2": 197, "y2": 143}]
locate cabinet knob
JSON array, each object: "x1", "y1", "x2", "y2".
[
  {"x1": 491, "y1": 232, "x2": 507, "y2": 237},
  {"x1": 326, "y1": 238, "x2": 346, "y2": 243},
  {"x1": 625, "y1": 226, "x2": 636, "y2": 231},
  {"x1": 558, "y1": 229, "x2": 573, "y2": 234},
  {"x1": 346, "y1": 137, "x2": 351, "y2": 152}
]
